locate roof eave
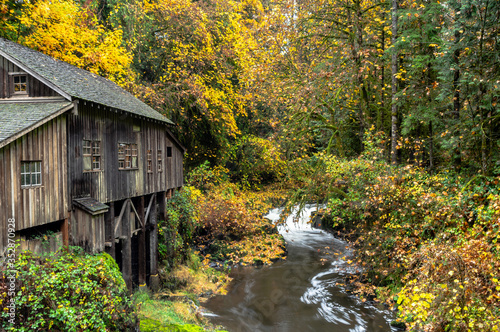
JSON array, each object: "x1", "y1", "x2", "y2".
[
  {"x1": 75, "y1": 98, "x2": 175, "y2": 126},
  {"x1": 165, "y1": 127, "x2": 187, "y2": 153}
]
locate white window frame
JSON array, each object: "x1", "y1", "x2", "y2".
[
  {"x1": 21, "y1": 161, "x2": 42, "y2": 187},
  {"x1": 9, "y1": 72, "x2": 28, "y2": 95}
]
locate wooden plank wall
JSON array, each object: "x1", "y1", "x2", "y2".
[
  {"x1": 0, "y1": 55, "x2": 59, "y2": 98},
  {"x1": 70, "y1": 209, "x2": 105, "y2": 253},
  {"x1": 68, "y1": 104, "x2": 184, "y2": 204},
  {"x1": 0, "y1": 116, "x2": 68, "y2": 252},
  {"x1": 18, "y1": 233, "x2": 63, "y2": 254}
]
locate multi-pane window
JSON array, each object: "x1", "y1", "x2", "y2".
[
  {"x1": 147, "y1": 150, "x2": 153, "y2": 173},
  {"x1": 157, "y1": 150, "x2": 163, "y2": 172},
  {"x1": 13, "y1": 75, "x2": 27, "y2": 94},
  {"x1": 21, "y1": 161, "x2": 42, "y2": 187},
  {"x1": 118, "y1": 143, "x2": 138, "y2": 170},
  {"x1": 92, "y1": 142, "x2": 101, "y2": 170},
  {"x1": 131, "y1": 144, "x2": 138, "y2": 168},
  {"x1": 83, "y1": 140, "x2": 101, "y2": 171}
]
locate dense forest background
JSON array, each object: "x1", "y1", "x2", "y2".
[{"x1": 1, "y1": 0, "x2": 498, "y2": 176}]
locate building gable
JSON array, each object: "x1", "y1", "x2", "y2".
[
  {"x1": 0, "y1": 54, "x2": 64, "y2": 99},
  {"x1": 0, "y1": 38, "x2": 173, "y2": 125}
]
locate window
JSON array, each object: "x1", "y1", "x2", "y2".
[
  {"x1": 167, "y1": 146, "x2": 172, "y2": 157},
  {"x1": 157, "y1": 150, "x2": 162, "y2": 172},
  {"x1": 147, "y1": 150, "x2": 152, "y2": 173},
  {"x1": 131, "y1": 144, "x2": 138, "y2": 168},
  {"x1": 118, "y1": 143, "x2": 138, "y2": 170},
  {"x1": 83, "y1": 140, "x2": 101, "y2": 171},
  {"x1": 21, "y1": 161, "x2": 42, "y2": 187},
  {"x1": 9, "y1": 73, "x2": 28, "y2": 96},
  {"x1": 14, "y1": 75, "x2": 27, "y2": 93}
]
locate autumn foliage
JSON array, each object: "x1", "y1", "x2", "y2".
[
  {"x1": 295, "y1": 128, "x2": 500, "y2": 331},
  {"x1": 1, "y1": 0, "x2": 499, "y2": 329},
  {"x1": 12, "y1": 0, "x2": 134, "y2": 85},
  {"x1": 161, "y1": 165, "x2": 286, "y2": 270},
  {"x1": 194, "y1": 183, "x2": 286, "y2": 266}
]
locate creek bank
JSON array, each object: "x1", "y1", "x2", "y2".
[
  {"x1": 303, "y1": 158, "x2": 500, "y2": 331},
  {"x1": 201, "y1": 205, "x2": 397, "y2": 332},
  {"x1": 311, "y1": 209, "x2": 406, "y2": 330}
]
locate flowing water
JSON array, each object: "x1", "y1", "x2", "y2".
[{"x1": 203, "y1": 205, "x2": 397, "y2": 332}]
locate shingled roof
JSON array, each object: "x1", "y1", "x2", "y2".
[
  {"x1": 0, "y1": 38, "x2": 173, "y2": 125},
  {"x1": 0, "y1": 101, "x2": 73, "y2": 148}
]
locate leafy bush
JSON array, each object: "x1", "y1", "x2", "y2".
[
  {"x1": 196, "y1": 183, "x2": 256, "y2": 242},
  {"x1": 0, "y1": 248, "x2": 137, "y2": 331},
  {"x1": 159, "y1": 187, "x2": 201, "y2": 267},
  {"x1": 193, "y1": 182, "x2": 286, "y2": 266},
  {"x1": 397, "y1": 240, "x2": 500, "y2": 331},
  {"x1": 185, "y1": 161, "x2": 229, "y2": 192}
]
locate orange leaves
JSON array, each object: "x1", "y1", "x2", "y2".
[{"x1": 192, "y1": 182, "x2": 286, "y2": 266}]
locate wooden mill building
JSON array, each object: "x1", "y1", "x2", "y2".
[{"x1": 0, "y1": 38, "x2": 184, "y2": 289}]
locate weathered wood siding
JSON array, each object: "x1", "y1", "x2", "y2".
[
  {"x1": 18, "y1": 232, "x2": 63, "y2": 254},
  {"x1": 68, "y1": 103, "x2": 183, "y2": 203},
  {"x1": 0, "y1": 55, "x2": 59, "y2": 98},
  {"x1": 0, "y1": 116, "x2": 68, "y2": 250},
  {"x1": 70, "y1": 208, "x2": 105, "y2": 253}
]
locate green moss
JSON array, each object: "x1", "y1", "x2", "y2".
[{"x1": 140, "y1": 318, "x2": 207, "y2": 332}]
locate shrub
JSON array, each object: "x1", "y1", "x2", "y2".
[
  {"x1": 397, "y1": 240, "x2": 500, "y2": 331},
  {"x1": 196, "y1": 184, "x2": 256, "y2": 242},
  {"x1": 0, "y1": 248, "x2": 137, "y2": 331},
  {"x1": 288, "y1": 126, "x2": 500, "y2": 330},
  {"x1": 194, "y1": 182, "x2": 286, "y2": 266},
  {"x1": 159, "y1": 187, "x2": 201, "y2": 267},
  {"x1": 185, "y1": 161, "x2": 229, "y2": 192}
]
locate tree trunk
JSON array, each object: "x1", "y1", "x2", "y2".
[
  {"x1": 391, "y1": 0, "x2": 398, "y2": 164},
  {"x1": 429, "y1": 121, "x2": 434, "y2": 173},
  {"x1": 453, "y1": 29, "x2": 462, "y2": 169}
]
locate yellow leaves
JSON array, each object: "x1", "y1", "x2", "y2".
[{"x1": 18, "y1": 0, "x2": 133, "y2": 85}]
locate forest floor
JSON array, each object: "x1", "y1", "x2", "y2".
[{"x1": 134, "y1": 253, "x2": 230, "y2": 332}]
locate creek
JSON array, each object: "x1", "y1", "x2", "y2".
[{"x1": 203, "y1": 205, "x2": 397, "y2": 332}]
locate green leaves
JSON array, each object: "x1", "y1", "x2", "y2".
[{"x1": 0, "y1": 249, "x2": 136, "y2": 331}]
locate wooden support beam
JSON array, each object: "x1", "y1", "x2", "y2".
[
  {"x1": 149, "y1": 196, "x2": 158, "y2": 276},
  {"x1": 121, "y1": 200, "x2": 132, "y2": 290},
  {"x1": 158, "y1": 191, "x2": 167, "y2": 222},
  {"x1": 61, "y1": 217, "x2": 69, "y2": 248},
  {"x1": 109, "y1": 202, "x2": 116, "y2": 259},
  {"x1": 138, "y1": 196, "x2": 146, "y2": 286},
  {"x1": 114, "y1": 199, "x2": 129, "y2": 237},
  {"x1": 130, "y1": 199, "x2": 144, "y2": 228},
  {"x1": 144, "y1": 193, "x2": 155, "y2": 225}
]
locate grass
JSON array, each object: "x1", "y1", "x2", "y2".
[{"x1": 134, "y1": 253, "x2": 230, "y2": 332}]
